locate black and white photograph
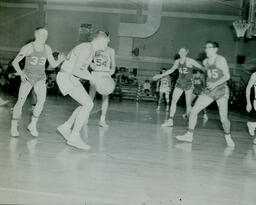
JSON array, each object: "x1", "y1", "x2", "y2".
[{"x1": 0, "y1": 0, "x2": 256, "y2": 204}]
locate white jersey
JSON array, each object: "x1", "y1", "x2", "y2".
[
  {"x1": 92, "y1": 48, "x2": 111, "y2": 72},
  {"x1": 61, "y1": 43, "x2": 94, "y2": 74}
]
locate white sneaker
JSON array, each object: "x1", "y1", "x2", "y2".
[
  {"x1": 225, "y1": 134, "x2": 235, "y2": 148},
  {"x1": 27, "y1": 123, "x2": 39, "y2": 137},
  {"x1": 203, "y1": 114, "x2": 208, "y2": 120},
  {"x1": 67, "y1": 132, "x2": 90, "y2": 150},
  {"x1": 253, "y1": 137, "x2": 256, "y2": 145},
  {"x1": 176, "y1": 132, "x2": 193, "y2": 142},
  {"x1": 57, "y1": 124, "x2": 71, "y2": 141},
  {"x1": 247, "y1": 122, "x2": 255, "y2": 136},
  {"x1": 99, "y1": 120, "x2": 109, "y2": 128},
  {"x1": 161, "y1": 118, "x2": 173, "y2": 127}
]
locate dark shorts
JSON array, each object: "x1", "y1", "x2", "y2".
[
  {"x1": 193, "y1": 88, "x2": 203, "y2": 96},
  {"x1": 203, "y1": 85, "x2": 229, "y2": 101},
  {"x1": 24, "y1": 71, "x2": 46, "y2": 86},
  {"x1": 176, "y1": 79, "x2": 192, "y2": 91}
]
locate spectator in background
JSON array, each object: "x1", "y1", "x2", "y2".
[{"x1": 143, "y1": 79, "x2": 151, "y2": 96}]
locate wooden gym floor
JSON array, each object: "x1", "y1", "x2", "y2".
[{"x1": 0, "y1": 94, "x2": 255, "y2": 205}]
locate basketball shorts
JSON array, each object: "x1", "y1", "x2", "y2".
[
  {"x1": 159, "y1": 86, "x2": 170, "y2": 93},
  {"x1": 203, "y1": 84, "x2": 229, "y2": 101},
  {"x1": 24, "y1": 70, "x2": 46, "y2": 86},
  {"x1": 56, "y1": 71, "x2": 82, "y2": 96},
  {"x1": 176, "y1": 79, "x2": 192, "y2": 91},
  {"x1": 193, "y1": 87, "x2": 203, "y2": 96}
]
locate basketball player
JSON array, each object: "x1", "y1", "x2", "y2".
[
  {"x1": 56, "y1": 31, "x2": 110, "y2": 150},
  {"x1": 246, "y1": 72, "x2": 256, "y2": 144},
  {"x1": 153, "y1": 47, "x2": 204, "y2": 127},
  {"x1": 156, "y1": 68, "x2": 171, "y2": 112},
  {"x1": 89, "y1": 36, "x2": 116, "y2": 128},
  {"x1": 189, "y1": 70, "x2": 208, "y2": 120},
  {"x1": 11, "y1": 27, "x2": 65, "y2": 137},
  {"x1": 176, "y1": 41, "x2": 235, "y2": 148}
]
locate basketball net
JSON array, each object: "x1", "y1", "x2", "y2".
[{"x1": 233, "y1": 20, "x2": 251, "y2": 38}]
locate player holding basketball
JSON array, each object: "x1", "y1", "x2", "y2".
[
  {"x1": 176, "y1": 41, "x2": 235, "y2": 148},
  {"x1": 246, "y1": 72, "x2": 256, "y2": 144},
  {"x1": 56, "y1": 30, "x2": 110, "y2": 149},
  {"x1": 153, "y1": 47, "x2": 203, "y2": 127},
  {"x1": 89, "y1": 33, "x2": 116, "y2": 128},
  {"x1": 11, "y1": 27, "x2": 65, "y2": 137}
]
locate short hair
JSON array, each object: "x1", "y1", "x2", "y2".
[
  {"x1": 162, "y1": 68, "x2": 167, "y2": 71},
  {"x1": 34, "y1": 27, "x2": 47, "y2": 32},
  {"x1": 180, "y1": 47, "x2": 189, "y2": 52},
  {"x1": 205, "y1": 41, "x2": 219, "y2": 48},
  {"x1": 93, "y1": 30, "x2": 110, "y2": 39}
]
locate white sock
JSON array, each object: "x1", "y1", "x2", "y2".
[{"x1": 100, "y1": 115, "x2": 106, "y2": 122}]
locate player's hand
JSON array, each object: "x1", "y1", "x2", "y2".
[
  {"x1": 253, "y1": 100, "x2": 256, "y2": 111},
  {"x1": 152, "y1": 74, "x2": 161, "y2": 81},
  {"x1": 20, "y1": 72, "x2": 29, "y2": 82},
  {"x1": 58, "y1": 53, "x2": 66, "y2": 62},
  {"x1": 206, "y1": 82, "x2": 216, "y2": 90},
  {"x1": 246, "y1": 103, "x2": 252, "y2": 112}
]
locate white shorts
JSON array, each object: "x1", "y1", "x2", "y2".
[
  {"x1": 91, "y1": 71, "x2": 111, "y2": 78},
  {"x1": 159, "y1": 86, "x2": 170, "y2": 93},
  {"x1": 56, "y1": 71, "x2": 82, "y2": 96}
]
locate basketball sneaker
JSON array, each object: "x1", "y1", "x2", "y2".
[
  {"x1": 161, "y1": 118, "x2": 173, "y2": 127},
  {"x1": 176, "y1": 132, "x2": 193, "y2": 142},
  {"x1": 57, "y1": 123, "x2": 71, "y2": 141},
  {"x1": 99, "y1": 120, "x2": 109, "y2": 128},
  {"x1": 247, "y1": 122, "x2": 255, "y2": 136},
  {"x1": 67, "y1": 131, "x2": 90, "y2": 150},
  {"x1": 224, "y1": 134, "x2": 235, "y2": 148},
  {"x1": 27, "y1": 123, "x2": 39, "y2": 137}
]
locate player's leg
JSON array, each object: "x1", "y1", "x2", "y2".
[
  {"x1": 216, "y1": 94, "x2": 235, "y2": 147},
  {"x1": 11, "y1": 81, "x2": 33, "y2": 137},
  {"x1": 176, "y1": 94, "x2": 213, "y2": 142},
  {"x1": 162, "y1": 87, "x2": 183, "y2": 127},
  {"x1": 27, "y1": 80, "x2": 47, "y2": 137}
]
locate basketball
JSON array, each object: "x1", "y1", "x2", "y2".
[{"x1": 94, "y1": 75, "x2": 115, "y2": 95}]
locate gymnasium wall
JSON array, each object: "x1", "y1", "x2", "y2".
[{"x1": 1, "y1": 2, "x2": 256, "y2": 83}]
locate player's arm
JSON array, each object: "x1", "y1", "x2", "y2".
[
  {"x1": 153, "y1": 60, "x2": 179, "y2": 81},
  {"x1": 161, "y1": 60, "x2": 179, "y2": 77},
  {"x1": 12, "y1": 44, "x2": 32, "y2": 81},
  {"x1": 189, "y1": 58, "x2": 205, "y2": 71},
  {"x1": 246, "y1": 72, "x2": 256, "y2": 112},
  {"x1": 216, "y1": 56, "x2": 230, "y2": 85},
  {"x1": 72, "y1": 44, "x2": 93, "y2": 81},
  {"x1": 45, "y1": 45, "x2": 65, "y2": 68},
  {"x1": 109, "y1": 48, "x2": 116, "y2": 75}
]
